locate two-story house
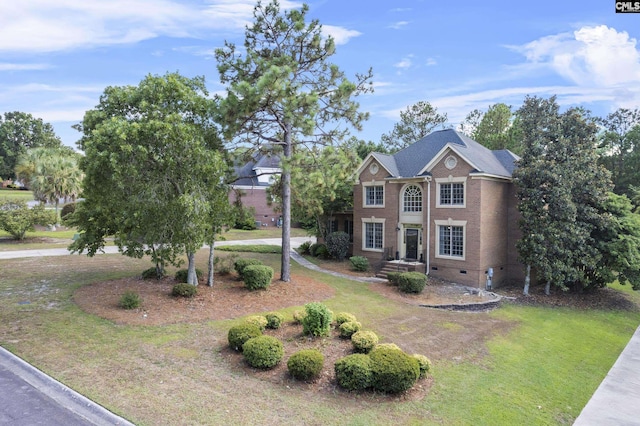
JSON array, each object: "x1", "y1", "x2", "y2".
[{"x1": 352, "y1": 128, "x2": 523, "y2": 288}]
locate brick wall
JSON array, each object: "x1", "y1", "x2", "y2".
[{"x1": 229, "y1": 187, "x2": 280, "y2": 227}]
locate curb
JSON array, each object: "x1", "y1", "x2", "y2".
[{"x1": 0, "y1": 346, "x2": 134, "y2": 426}]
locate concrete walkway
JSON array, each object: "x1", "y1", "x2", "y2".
[{"x1": 1, "y1": 240, "x2": 640, "y2": 425}]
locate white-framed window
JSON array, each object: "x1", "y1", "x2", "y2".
[
  {"x1": 434, "y1": 219, "x2": 466, "y2": 260},
  {"x1": 361, "y1": 218, "x2": 385, "y2": 252},
  {"x1": 436, "y1": 177, "x2": 466, "y2": 208},
  {"x1": 403, "y1": 185, "x2": 422, "y2": 212},
  {"x1": 363, "y1": 182, "x2": 385, "y2": 208}
]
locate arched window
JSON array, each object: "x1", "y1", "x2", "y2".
[{"x1": 403, "y1": 185, "x2": 422, "y2": 212}]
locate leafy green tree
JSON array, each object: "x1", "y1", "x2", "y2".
[
  {"x1": 0, "y1": 200, "x2": 56, "y2": 240},
  {"x1": 70, "y1": 73, "x2": 229, "y2": 286},
  {"x1": 461, "y1": 104, "x2": 523, "y2": 155},
  {"x1": 343, "y1": 136, "x2": 391, "y2": 160},
  {"x1": 0, "y1": 112, "x2": 62, "y2": 181},
  {"x1": 514, "y1": 96, "x2": 612, "y2": 294},
  {"x1": 597, "y1": 108, "x2": 640, "y2": 198},
  {"x1": 268, "y1": 145, "x2": 358, "y2": 239},
  {"x1": 380, "y1": 101, "x2": 447, "y2": 151},
  {"x1": 215, "y1": 1, "x2": 372, "y2": 282}
]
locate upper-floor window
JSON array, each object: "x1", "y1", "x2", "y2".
[
  {"x1": 436, "y1": 177, "x2": 467, "y2": 208},
  {"x1": 403, "y1": 185, "x2": 422, "y2": 212},
  {"x1": 439, "y1": 183, "x2": 464, "y2": 205},
  {"x1": 365, "y1": 185, "x2": 384, "y2": 206}
]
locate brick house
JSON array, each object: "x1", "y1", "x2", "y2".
[
  {"x1": 352, "y1": 129, "x2": 523, "y2": 288},
  {"x1": 230, "y1": 151, "x2": 281, "y2": 227}
]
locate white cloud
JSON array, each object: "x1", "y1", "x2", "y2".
[
  {"x1": 511, "y1": 25, "x2": 640, "y2": 87},
  {"x1": 388, "y1": 21, "x2": 409, "y2": 30},
  {"x1": 0, "y1": 63, "x2": 50, "y2": 71},
  {"x1": 322, "y1": 25, "x2": 361, "y2": 45},
  {"x1": 394, "y1": 54, "x2": 413, "y2": 69},
  {"x1": 425, "y1": 57, "x2": 437, "y2": 66}
]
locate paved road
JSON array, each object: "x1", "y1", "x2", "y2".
[{"x1": 2, "y1": 238, "x2": 640, "y2": 425}]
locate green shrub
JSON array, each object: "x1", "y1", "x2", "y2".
[
  {"x1": 265, "y1": 312, "x2": 284, "y2": 329},
  {"x1": 334, "y1": 354, "x2": 373, "y2": 391},
  {"x1": 174, "y1": 268, "x2": 203, "y2": 283},
  {"x1": 0, "y1": 200, "x2": 56, "y2": 240},
  {"x1": 351, "y1": 330, "x2": 379, "y2": 353},
  {"x1": 325, "y1": 231, "x2": 350, "y2": 260},
  {"x1": 171, "y1": 283, "x2": 197, "y2": 298},
  {"x1": 245, "y1": 315, "x2": 268, "y2": 331},
  {"x1": 313, "y1": 244, "x2": 329, "y2": 259},
  {"x1": 234, "y1": 258, "x2": 263, "y2": 279},
  {"x1": 386, "y1": 271, "x2": 402, "y2": 286},
  {"x1": 302, "y1": 302, "x2": 333, "y2": 337},
  {"x1": 228, "y1": 323, "x2": 262, "y2": 351},
  {"x1": 338, "y1": 321, "x2": 362, "y2": 338},
  {"x1": 376, "y1": 343, "x2": 402, "y2": 351},
  {"x1": 243, "y1": 264, "x2": 274, "y2": 291},
  {"x1": 60, "y1": 202, "x2": 76, "y2": 222},
  {"x1": 118, "y1": 291, "x2": 141, "y2": 310},
  {"x1": 369, "y1": 346, "x2": 420, "y2": 394},
  {"x1": 398, "y1": 272, "x2": 427, "y2": 293},
  {"x1": 287, "y1": 349, "x2": 324, "y2": 381},
  {"x1": 349, "y1": 256, "x2": 369, "y2": 272},
  {"x1": 141, "y1": 267, "x2": 164, "y2": 280},
  {"x1": 218, "y1": 245, "x2": 281, "y2": 253},
  {"x1": 298, "y1": 241, "x2": 313, "y2": 255},
  {"x1": 309, "y1": 243, "x2": 321, "y2": 257},
  {"x1": 292, "y1": 310, "x2": 307, "y2": 324},
  {"x1": 233, "y1": 204, "x2": 257, "y2": 230},
  {"x1": 242, "y1": 335, "x2": 284, "y2": 369},
  {"x1": 412, "y1": 354, "x2": 433, "y2": 379},
  {"x1": 214, "y1": 254, "x2": 239, "y2": 275},
  {"x1": 334, "y1": 312, "x2": 357, "y2": 326}
]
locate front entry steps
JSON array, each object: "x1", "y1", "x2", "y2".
[{"x1": 376, "y1": 261, "x2": 421, "y2": 279}]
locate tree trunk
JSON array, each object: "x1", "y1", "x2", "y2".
[
  {"x1": 187, "y1": 252, "x2": 197, "y2": 286},
  {"x1": 207, "y1": 241, "x2": 215, "y2": 287},
  {"x1": 523, "y1": 264, "x2": 531, "y2": 295},
  {"x1": 280, "y1": 125, "x2": 292, "y2": 282},
  {"x1": 545, "y1": 280, "x2": 551, "y2": 296}
]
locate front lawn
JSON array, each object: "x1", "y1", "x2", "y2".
[{"x1": 0, "y1": 250, "x2": 638, "y2": 425}]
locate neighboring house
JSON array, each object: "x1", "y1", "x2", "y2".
[
  {"x1": 352, "y1": 128, "x2": 523, "y2": 288},
  {"x1": 229, "y1": 151, "x2": 281, "y2": 227}
]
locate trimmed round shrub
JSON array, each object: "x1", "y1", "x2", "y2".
[
  {"x1": 369, "y1": 346, "x2": 420, "y2": 394},
  {"x1": 243, "y1": 264, "x2": 274, "y2": 291},
  {"x1": 302, "y1": 302, "x2": 333, "y2": 337},
  {"x1": 325, "y1": 231, "x2": 350, "y2": 260},
  {"x1": 334, "y1": 354, "x2": 373, "y2": 391},
  {"x1": 265, "y1": 312, "x2": 284, "y2": 329},
  {"x1": 242, "y1": 335, "x2": 284, "y2": 369},
  {"x1": 351, "y1": 330, "x2": 379, "y2": 353},
  {"x1": 334, "y1": 312, "x2": 357, "y2": 326},
  {"x1": 287, "y1": 349, "x2": 324, "y2": 381},
  {"x1": 245, "y1": 315, "x2": 268, "y2": 331},
  {"x1": 234, "y1": 258, "x2": 263, "y2": 279},
  {"x1": 60, "y1": 202, "x2": 76, "y2": 222},
  {"x1": 376, "y1": 343, "x2": 402, "y2": 351},
  {"x1": 118, "y1": 291, "x2": 141, "y2": 310},
  {"x1": 338, "y1": 321, "x2": 362, "y2": 339},
  {"x1": 141, "y1": 267, "x2": 164, "y2": 280},
  {"x1": 349, "y1": 256, "x2": 369, "y2": 272},
  {"x1": 398, "y1": 272, "x2": 427, "y2": 294},
  {"x1": 171, "y1": 283, "x2": 197, "y2": 298},
  {"x1": 412, "y1": 354, "x2": 433, "y2": 379},
  {"x1": 386, "y1": 271, "x2": 402, "y2": 286},
  {"x1": 174, "y1": 268, "x2": 203, "y2": 283},
  {"x1": 228, "y1": 323, "x2": 262, "y2": 351},
  {"x1": 292, "y1": 310, "x2": 307, "y2": 324}
]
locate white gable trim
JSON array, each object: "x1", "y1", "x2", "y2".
[
  {"x1": 354, "y1": 153, "x2": 395, "y2": 179},
  {"x1": 417, "y1": 144, "x2": 480, "y2": 176}
]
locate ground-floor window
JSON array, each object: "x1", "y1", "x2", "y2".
[
  {"x1": 344, "y1": 220, "x2": 354, "y2": 242},
  {"x1": 435, "y1": 220, "x2": 466, "y2": 260},
  {"x1": 364, "y1": 222, "x2": 383, "y2": 250}
]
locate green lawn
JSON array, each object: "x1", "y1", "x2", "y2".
[
  {"x1": 0, "y1": 189, "x2": 34, "y2": 201},
  {"x1": 0, "y1": 250, "x2": 638, "y2": 425}
]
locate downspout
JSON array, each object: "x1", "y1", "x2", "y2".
[{"x1": 426, "y1": 177, "x2": 431, "y2": 275}]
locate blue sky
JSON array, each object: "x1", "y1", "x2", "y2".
[{"x1": 1, "y1": 0, "x2": 639, "y2": 149}]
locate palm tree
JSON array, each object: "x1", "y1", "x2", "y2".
[{"x1": 30, "y1": 151, "x2": 83, "y2": 223}]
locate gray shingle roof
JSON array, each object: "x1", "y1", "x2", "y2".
[
  {"x1": 386, "y1": 129, "x2": 517, "y2": 178},
  {"x1": 231, "y1": 151, "x2": 281, "y2": 187}
]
